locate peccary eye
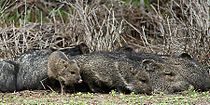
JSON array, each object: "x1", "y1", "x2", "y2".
[
  {"x1": 71, "y1": 71, "x2": 75, "y2": 74},
  {"x1": 164, "y1": 71, "x2": 174, "y2": 76},
  {"x1": 62, "y1": 60, "x2": 66, "y2": 64},
  {"x1": 64, "y1": 65, "x2": 68, "y2": 68},
  {"x1": 141, "y1": 79, "x2": 147, "y2": 83},
  {"x1": 139, "y1": 77, "x2": 147, "y2": 83}
]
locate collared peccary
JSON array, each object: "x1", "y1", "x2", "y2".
[
  {"x1": 137, "y1": 52, "x2": 210, "y2": 92},
  {"x1": 0, "y1": 60, "x2": 18, "y2": 92},
  {"x1": 48, "y1": 51, "x2": 82, "y2": 94},
  {"x1": 16, "y1": 50, "x2": 51, "y2": 91},
  {"x1": 51, "y1": 43, "x2": 90, "y2": 56},
  {"x1": 71, "y1": 52, "x2": 152, "y2": 94},
  {"x1": 144, "y1": 53, "x2": 210, "y2": 92},
  {"x1": 173, "y1": 53, "x2": 210, "y2": 91},
  {"x1": 140, "y1": 58, "x2": 192, "y2": 94},
  {"x1": 113, "y1": 48, "x2": 210, "y2": 92},
  {"x1": 102, "y1": 51, "x2": 193, "y2": 93},
  {"x1": 15, "y1": 43, "x2": 88, "y2": 91}
]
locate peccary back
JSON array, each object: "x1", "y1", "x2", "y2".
[
  {"x1": 0, "y1": 60, "x2": 18, "y2": 92},
  {"x1": 51, "y1": 43, "x2": 90, "y2": 57},
  {"x1": 15, "y1": 44, "x2": 89, "y2": 91},
  {"x1": 16, "y1": 50, "x2": 51, "y2": 90}
]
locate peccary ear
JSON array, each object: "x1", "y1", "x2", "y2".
[
  {"x1": 69, "y1": 59, "x2": 77, "y2": 64},
  {"x1": 78, "y1": 43, "x2": 90, "y2": 54},
  {"x1": 179, "y1": 53, "x2": 193, "y2": 60},
  {"x1": 59, "y1": 59, "x2": 68, "y2": 66},
  {"x1": 141, "y1": 59, "x2": 159, "y2": 72},
  {"x1": 116, "y1": 45, "x2": 135, "y2": 53}
]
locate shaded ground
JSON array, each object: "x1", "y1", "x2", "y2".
[{"x1": 0, "y1": 90, "x2": 210, "y2": 104}]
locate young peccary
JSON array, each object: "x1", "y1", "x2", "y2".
[
  {"x1": 72, "y1": 52, "x2": 152, "y2": 94},
  {"x1": 48, "y1": 51, "x2": 82, "y2": 94},
  {"x1": 16, "y1": 47, "x2": 85, "y2": 92},
  {"x1": 0, "y1": 60, "x2": 18, "y2": 92}
]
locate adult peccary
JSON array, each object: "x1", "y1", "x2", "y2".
[
  {"x1": 113, "y1": 48, "x2": 210, "y2": 92},
  {"x1": 100, "y1": 51, "x2": 193, "y2": 93},
  {"x1": 0, "y1": 60, "x2": 18, "y2": 92},
  {"x1": 141, "y1": 53, "x2": 210, "y2": 91},
  {"x1": 71, "y1": 52, "x2": 152, "y2": 94},
  {"x1": 149, "y1": 53, "x2": 210, "y2": 92},
  {"x1": 16, "y1": 50, "x2": 51, "y2": 91},
  {"x1": 173, "y1": 53, "x2": 210, "y2": 91},
  {"x1": 15, "y1": 43, "x2": 88, "y2": 91},
  {"x1": 51, "y1": 43, "x2": 90, "y2": 56},
  {"x1": 48, "y1": 51, "x2": 82, "y2": 94},
  {"x1": 140, "y1": 58, "x2": 192, "y2": 94}
]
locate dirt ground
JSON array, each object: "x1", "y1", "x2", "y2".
[{"x1": 0, "y1": 90, "x2": 210, "y2": 104}]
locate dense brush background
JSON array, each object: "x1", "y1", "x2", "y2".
[{"x1": 0, "y1": 0, "x2": 209, "y2": 65}]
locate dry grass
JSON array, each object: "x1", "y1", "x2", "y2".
[
  {"x1": 0, "y1": 0, "x2": 209, "y2": 65},
  {"x1": 121, "y1": 0, "x2": 209, "y2": 60}
]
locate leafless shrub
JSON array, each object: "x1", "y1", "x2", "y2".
[
  {"x1": 66, "y1": 0, "x2": 124, "y2": 52},
  {"x1": 120, "y1": 0, "x2": 209, "y2": 64},
  {"x1": 0, "y1": 23, "x2": 53, "y2": 58},
  {"x1": 0, "y1": 0, "x2": 208, "y2": 65},
  {"x1": 0, "y1": 0, "x2": 125, "y2": 58},
  {"x1": 159, "y1": 0, "x2": 209, "y2": 63}
]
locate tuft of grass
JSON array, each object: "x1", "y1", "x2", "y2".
[{"x1": 0, "y1": 0, "x2": 75, "y2": 25}]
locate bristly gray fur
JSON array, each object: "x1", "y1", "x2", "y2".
[
  {"x1": 16, "y1": 50, "x2": 51, "y2": 90},
  {"x1": 112, "y1": 48, "x2": 210, "y2": 93},
  {"x1": 0, "y1": 60, "x2": 18, "y2": 92},
  {"x1": 72, "y1": 52, "x2": 152, "y2": 94},
  {"x1": 15, "y1": 44, "x2": 87, "y2": 91}
]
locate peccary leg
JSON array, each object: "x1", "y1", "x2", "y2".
[
  {"x1": 87, "y1": 81, "x2": 103, "y2": 93},
  {"x1": 59, "y1": 81, "x2": 64, "y2": 95}
]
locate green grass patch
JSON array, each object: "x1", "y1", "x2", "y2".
[{"x1": 0, "y1": 90, "x2": 209, "y2": 104}]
